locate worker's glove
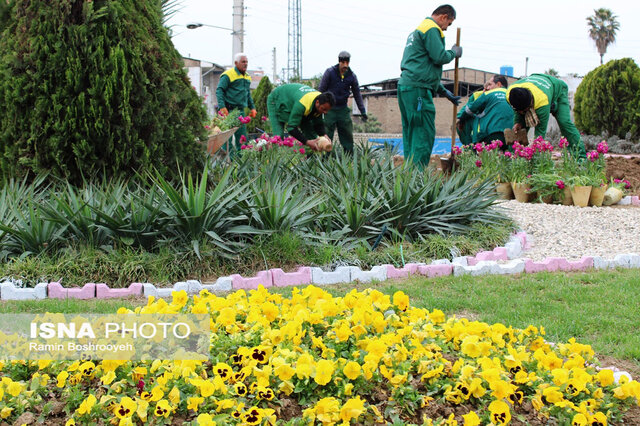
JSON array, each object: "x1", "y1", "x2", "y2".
[
  {"x1": 219, "y1": 107, "x2": 229, "y2": 116},
  {"x1": 450, "y1": 44, "x2": 463, "y2": 58},
  {"x1": 361, "y1": 113, "x2": 368, "y2": 122},
  {"x1": 249, "y1": 109, "x2": 257, "y2": 118},
  {"x1": 443, "y1": 89, "x2": 461, "y2": 106}
]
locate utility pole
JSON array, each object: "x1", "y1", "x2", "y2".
[
  {"x1": 525, "y1": 57, "x2": 529, "y2": 77},
  {"x1": 287, "y1": 0, "x2": 302, "y2": 81},
  {"x1": 232, "y1": 0, "x2": 245, "y2": 63},
  {"x1": 272, "y1": 47, "x2": 277, "y2": 84}
]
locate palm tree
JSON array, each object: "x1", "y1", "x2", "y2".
[{"x1": 586, "y1": 8, "x2": 620, "y2": 65}]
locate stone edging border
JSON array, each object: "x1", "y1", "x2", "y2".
[{"x1": 2, "y1": 230, "x2": 640, "y2": 301}]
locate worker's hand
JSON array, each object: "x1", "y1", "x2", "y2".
[
  {"x1": 443, "y1": 89, "x2": 461, "y2": 106},
  {"x1": 513, "y1": 123, "x2": 523, "y2": 132},
  {"x1": 306, "y1": 138, "x2": 321, "y2": 152},
  {"x1": 361, "y1": 113, "x2": 368, "y2": 122},
  {"x1": 450, "y1": 44, "x2": 463, "y2": 58},
  {"x1": 219, "y1": 107, "x2": 229, "y2": 116},
  {"x1": 249, "y1": 109, "x2": 257, "y2": 118}
]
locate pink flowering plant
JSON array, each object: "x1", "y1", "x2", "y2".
[
  {"x1": 506, "y1": 141, "x2": 534, "y2": 183},
  {"x1": 609, "y1": 177, "x2": 631, "y2": 193},
  {"x1": 208, "y1": 109, "x2": 242, "y2": 132},
  {"x1": 239, "y1": 133, "x2": 308, "y2": 162},
  {"x1": 584, "y1": 141, "x2": 608, "y2": 187}
]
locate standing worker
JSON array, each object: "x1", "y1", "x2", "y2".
[
  {"x1": 459, "y1": 75, "x2": 512, "y2": 145},
  {"x1": 266, "y1": 83, "x2": 335, "y2": 152},
  {"x1": 507, "y1": 73, "x2": 586, "y2": 159},
  {"x1": 318, "y1": 51, "x2": 367, "y2": 154},
  {"x1": 215, "y1": 53, "x2": 257, "y2": 157},
  {"x1": 398, "y1": 4, "x2": 462, "y2": 168}
]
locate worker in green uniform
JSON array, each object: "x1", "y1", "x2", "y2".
[
  {"x1": 398, "y1": 4, "x2": 462, "y2": 168},
  {"x1": 460, "y1": 75, "x2": 512, "y2": 145},
  {"x1": 215, "y1": 53, "x2": 257, "y2": 157},
  {"x1": 266, "y1": 83, "x2": 335, "y2": 151},
  {"x1": 456, "y1": 89, "x2": 484, "y2": 146},
  {"x1": 507, "y1": 73, "x2": 586, "y2": 159}
]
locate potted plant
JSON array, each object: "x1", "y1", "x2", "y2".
[
  {"x1": 602, "y1": 178, "x2": 630, "y2": 206},
  {"x1": 508, "y1": 142, "x2": 534, "y2": 202},
  {"x1": 556, "y1": 137, "x2": 591, "y2": 207},
  {"x1": 586, "y1": 141, "x2": 609, "y2": 207},
  {"x1": 527, "y1": 173, "x2": 565, "y2": 203}
]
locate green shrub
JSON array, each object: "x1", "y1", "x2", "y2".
[
  {"x1": 0, "y1": 0, "x2": 208, "y2": 184},
  {"x1": 247, "y1": 76, "x2": 273, "y2": 134},
  {"x1": 574, "y1": 58, "x2": 640, "y2": 139}
]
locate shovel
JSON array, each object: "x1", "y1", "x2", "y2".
[{"x1": 440, "y1": 27, "x2": 461, "y2": 175}]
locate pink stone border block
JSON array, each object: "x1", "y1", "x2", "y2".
[
  {"x1": 631, "y1": 196, "x2": 640, "y2": 206},
  {"x1": 475, "y1": 247, "x2": 509, "y2": 262},
  {"x1": 524, "y1": 257, "x2": 594, "y2": 273},
  {"x1": 47, "y1": 282, "x2": 96, "y2": 299},
  {"x1": 515, "y1": 232, "x2": 531, "y2": 250},
  {"x1": 231, "y1": 270, "x2": 273, "y2": 290},
  {"x1": 271, "y1": 267, "x2": 311, "y2": 287},
  {"x1": 96, "y1": 283, "x2": 143, "y2": 299},
  {"x1": 385, "y1": 263, "x2": 422, "y2": 279},
  {"x1": 417, "y1": 264, "x2": 453, "y2": 277},
  {"x1": 467, "y1": 256, "x2": 478, "y2": 266}
]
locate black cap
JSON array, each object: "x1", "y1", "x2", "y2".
[
  {"x1": 338, "y1": 51, "x2": 351, "y2": 61},
  {"x1": 509, "y1": 88, "x2": 533, "y2": 111}
]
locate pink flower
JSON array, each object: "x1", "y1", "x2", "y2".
[
  {"x1": 261, "y1": 116, "x2": 267, "y2": 122},
  {"x1": 204, "y1": 125, "x2": 210, "y2": 130},
  {"x1": 452, "y1": 146, "x2": 462, "y2": 155},
  {"x1": 597, "y1": 140, "x2": 609, "y2": 154},
  {"x1": 558, "y1": 137, "x2": 569, "y2": 149},
  {"x1": 475, "y1": 160, "x2": 482, "y2": 168},
  {"x1": 555, "y1": 180, "x2": 565, "y2": 189},
  {"x1": 587, "y1": 151, "x2": 599, "y2": 162},
  {"x1": 299, "y1": 148, "x2": 306, "y2": 154},
  {"x1": 474, "y1": 143, "x2": 484, "y2": 153},
  {"x1": 240, "y1": 135, "x2": 246, "y2": 143}
]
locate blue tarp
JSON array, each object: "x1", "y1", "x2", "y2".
[{"x1": 369, "y1": 137, "x2": 462, "y2": 156}]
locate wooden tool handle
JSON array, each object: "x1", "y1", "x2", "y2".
[{"x1": 450, "y1": 27, "x2": 461, "y2": 155}]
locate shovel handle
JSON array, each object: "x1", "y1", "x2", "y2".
[{"x1": 450, "y1": 27, "x2": 461, "y2": 156}]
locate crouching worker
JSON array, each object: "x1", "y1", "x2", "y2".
[{"x1": 267, "y1": 83, "x2": 335, "y2": 152}]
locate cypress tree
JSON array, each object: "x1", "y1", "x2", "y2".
[
  {"x1": 574, "y1": 58, "x2": 640, "y2": 139},
  {"x1": 0, "y1": 0, "x2": 208, "y2": 183},
  {"x1": 246, "y1": 76, "x2": 273, "y2": 134}
]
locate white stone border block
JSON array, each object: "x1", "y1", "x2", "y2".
[
  {"x1": 453, "y1": 260, "x2": 525, "y2": 277},
  {"x1": 350, "y1": 266, "x2": 387, "y2": 283},
  {"x1": 202, "y1": 277, "x2": 233, "y2": 292},
  {"x1": 311, "y1": 267, "x2": 353, "y2": 285},
  {"x1": 0, "y1": 282, "x2": 48, "y2": 300}
]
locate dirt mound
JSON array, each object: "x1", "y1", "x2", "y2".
[{"x1": 605, "y1": 155, "x2": 640, "y2": 196}]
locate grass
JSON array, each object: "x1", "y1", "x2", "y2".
[{"x1": 3, "y1": 268, "x2": 638, "y2": 375}]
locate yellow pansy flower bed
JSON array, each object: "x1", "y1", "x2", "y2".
[{"x1": 1, "y1": 285, "x2": 639, "y2": 425}]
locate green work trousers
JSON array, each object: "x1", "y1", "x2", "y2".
[
  {"x1": 457, "y1": 119, "x2": 475, "y2": 146},
  {"x1": 398, "y1": 85, "x2": 436, "y2": 168},
  {"x1": 324, "y1": 106, "x2": 354, "y2": 154},
  {"x1": 552, "y1": 92, "x2": 587, "y2": 160}
]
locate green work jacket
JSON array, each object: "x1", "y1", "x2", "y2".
[
  {"x1": 268, "y1": 84, "x2": 324, "y2": 133},
  {"x1": 398, "y1": 17, "x2": 456, "y2": 95},
  {"x1": 506, "y1": 74, "x2": 567, "y2": 138},
  {"x1": 215, "y1": 67, "x2": 255, "y2": 109},
  {"x1": 464, "y1": 88, "x2": 513, "y2": 141}
]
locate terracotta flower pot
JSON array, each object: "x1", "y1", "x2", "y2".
[
  {"x1": 570, "y1": 185, "x2": 592, "y2": 207},
  {"x1": 511, "y1": 182, "x2": 533, "y2": 203},
  {"x1": 602, "y1": 187, "x2": 624, "y2": 206},
  {"x1": 496, "y1": 182, "x2": 514, "y2": 200},
  {"x1": 588, "y1": 184, "x2": 608, "y2": 207},
  {"x1": 561, "y1": 186, "x2": 573, "y2": 205}
]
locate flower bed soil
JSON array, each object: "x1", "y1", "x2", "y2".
[{"x1": 606, "y1": 155, "x2": 640, "y2": 196}]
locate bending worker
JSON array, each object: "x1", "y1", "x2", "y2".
[
  {"x1": 215, "y1": 53, "x2": 257, "y2": 157},
  {"x1": 266, "y1": 83, "x2": 335, "y2": 151},
  {"x1": 507, "y1": 73, "x2": 586, "y2": 158},
  {"x1": 318, "y1": 51, "x2": 367, "y2": 154},
  {"x1": 398, "y1": 4, "x2": 462, "y2": 168},
  {"x1": 458, "y1": 75, "x2": 512, "y2": 145}
]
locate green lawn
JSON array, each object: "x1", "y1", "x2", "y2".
[{"x1": 3, "y1": 269, "x2": 638, "y2": 374}]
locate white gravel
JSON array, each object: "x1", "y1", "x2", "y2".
[{"x1": 495, "y1": 200, "x2": 640, "y2": 261}]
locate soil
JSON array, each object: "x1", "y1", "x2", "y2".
[{"x1": 606, "y1": 155, "x2": 640, "y2": 196}]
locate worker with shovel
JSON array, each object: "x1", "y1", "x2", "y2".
[
  {"x1": 507, "y1": 74, "x2": 586, "y2": 159},
  {"x1": 397, "y1": 4, "x2": 462, "y2": 168}
]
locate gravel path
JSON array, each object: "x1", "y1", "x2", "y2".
[{"x1": 496, "y1": 200, "x2": 640, "y2": 261}]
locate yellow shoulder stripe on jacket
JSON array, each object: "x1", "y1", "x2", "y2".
[
  {"x1": 485, "y1": 87, "x2": 508, "y2": 95},
  {"x1": 416, "y1": 19, "x2": 443, "y2": 38},
  {"x1": 221, "y1": 67, "x2": 252, "y2": 83},
  {"x1": 507, "y1": 82, "x2": 549, "y2": 109},
  {"x1": 299, "y1": 91, "x2": 321, "y2": 116}
]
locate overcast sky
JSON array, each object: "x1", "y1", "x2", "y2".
[{"x1": 167, "y1": 0, "x2": 640, "y2": 84}]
